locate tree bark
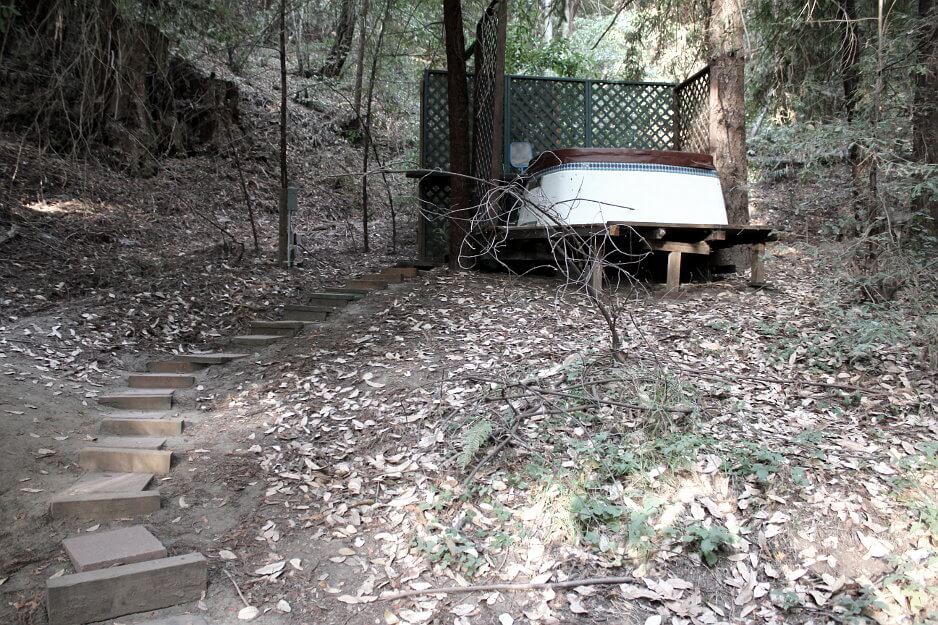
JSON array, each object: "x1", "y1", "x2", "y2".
[
  {"x1": 352, "y1": 0, "x2": 371, "y2": 117},
  {"x1": 320, "y1": 0, "x2": 356, "y2": 77},
  {"x1": 706, "y1": 0, "x2": 748, "y2": 225},
  {"x1": 361, "y1": 0, "x2": 392, "y2": 253},
  {"x1": 837, "y1": 0, "x2": 864, "y2": 234},
  {"x1": 913, "y1": 0, "x2": 938, "y2": 230},
  {"x1": 443, "y1": 0, "x2": 472, "y2": 267},
  {"x1": 541, "y1": 0, "x2": 554, "y2": 42},
  {"x1": 564, "y1": 0, "x2": 579, "y2": 37},
  {"x1": 277, "y1": 0, "x2": 290, "y2": 266}
]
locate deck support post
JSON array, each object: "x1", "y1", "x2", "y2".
[
  {"x1": 749, "y1": 242, "x2": 765, "y2": 287},
  {"x1": 666, "y1": 251, "x2": 682, "y2": 292},
  {"x1": 590, "y1": 236, "x2": 604, "y2": 295}
]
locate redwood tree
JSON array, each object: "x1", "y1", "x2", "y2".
[
  {"x1": 913, "y1": 0, "x2": 938, "y2": 230},
  {"x1": 706, "y1": 0, "x2": 748, "y2": 224},
  {"x1": 442, "y1": 0, "x2": 472, "y2": 266}
]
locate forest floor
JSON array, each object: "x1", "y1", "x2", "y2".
[{"x1": 1, "y1": 168, "x2": 937, "y2": 625}]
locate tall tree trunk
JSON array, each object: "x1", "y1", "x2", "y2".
[
  {"x1": 706, "y1": 0, "x2": 748, "y2": 224},
  {"x1": 541, "y1": 0, "x2": 554, "y2": 42},
  {"x1": 320, "y1": 0, "x2": 356, "y2": 77},
  {"x1": 361, "y1": 0, "x2": 392, "y2": 253},
  {"x1": 913, "y1": 0, "x2": 938, "y2": 230},
  {"x1": 277, "y1": 0, "x2": 290, "y2": 266},
  {"x1": 837, "y1": 0, "x2": 864, "y2": 234},
  {"x1": 564, "y1": 0, "x2": 579, "y2": 37},
  {"x1": 443, "y1": 0, "x2": 471, "y2": 267},
  {"x1": 352, "y1": 0, "x2": 371, "y2": 117}
]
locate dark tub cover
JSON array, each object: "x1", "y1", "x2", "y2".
[{"x1": 527, "y1": 148, "x2": 716, "y2": 176}]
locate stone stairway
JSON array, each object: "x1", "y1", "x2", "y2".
[{"x1": 43, "y1": 263, "x2": 429, "y2": 624}]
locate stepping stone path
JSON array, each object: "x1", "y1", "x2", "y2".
[{"x1": 44, "y1": 263, "x2": 428, "y2": 624}]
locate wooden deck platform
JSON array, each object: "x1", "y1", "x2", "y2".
[{"x1": 490, "y1": 221, "x2": 777, "y2": 291}]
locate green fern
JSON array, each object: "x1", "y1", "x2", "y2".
[{"x1": 458, "y1": 420, "x2": 493, "y2": 469}]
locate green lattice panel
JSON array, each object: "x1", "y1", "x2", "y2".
[
  {"x1": 422, "y1": 71, "x2": 475, "y2": 171},
  {"x1": 417, "y1": 177, "x2": 450, "y2": 259},
  {"x1": 590, "y1": 82, "x2": 674, "y2": 150},
  {"x1": 507, "y1": 77, "x2": 586, "y2": 155},
  {"x1": 676, "y1": 70, "x2": 709, "y2": 153}
]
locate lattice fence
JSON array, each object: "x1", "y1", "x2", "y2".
[
  {"x1": 506, "y1": 77, "x2": 587, "y2": 157},
  {"x1": 674, "y1": 67, "x2": 710, "y2": 153},
  {"x1": 421, "y1": 71, "x2": 475, "y2": 171},
  {"x1": 589, "y1": 82, "x2": 674, "y2": 149}
]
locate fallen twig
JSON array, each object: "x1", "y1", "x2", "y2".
[
  {"x1": 0, "y1": 223, "x2": 19, "y2": 246},
  {"x1": 223, "y1": 569, "x2": 251, "y2": 608},
  {"x1": 379, "y1": 575, "x2": 636, "y2": 601}
]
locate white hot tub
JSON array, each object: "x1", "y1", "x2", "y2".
[{"x1": 515, "y1": 148, "x2": 728, "y2": 226}]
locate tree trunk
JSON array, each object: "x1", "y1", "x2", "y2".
[
  {"x1": 564, "y1": 0, "x2": 579, "y2": 37},
  {"x1": 320, "y1": 0, "x2": 356, "y2": 77},
  {"x1": 706, "y1": 0, "x2": 748, "y2": 224},
  {"x1": 352, "y1": 0, "x2": 371, "y2": 117},
  {"x1": 443, "y1": 0, "x2": 472, "y2": 267},
  {"x1": 277, "y1": 0, "x2": 290, "y2": 266},
  {"x1": 541, "y1": 0, "x2": 554, "y2": 42},
  {"x1": 837, "y1": 0, "x2": 864, "y2": 234},
  {"x1": 361, "y1": 0, "x2": 391, "y2": 253},
  {"x1": 913, "y1": 0, "x2": 938, "y2": 230}
]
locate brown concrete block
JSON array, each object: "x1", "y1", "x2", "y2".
[
  {"x1": 45, "y1": 553, "x2": 206, "y2": 625},
  {"x1": 346, "y1": 279, "x2": 387, "y2": 290},
  {"x1": 147, "y1": 360, "x2": 205, "y2": 374},
  {"x1": 230, "y1": 334, "x2": 282, "y2": 347},
  {"x1": 175, "y1": 352, "x2": 248, "y2": 364},
  {"x1": 324, "y1": 286, "x2": 371, "y2": 295},
  {"x1": 130, "y1": 616, "x2": 209, "y2": 625},
  {"x1": 248, "y1": 320, "x2": 304, "y2": 336},
  {"x1": 61, "y1": 473, "x2": 153, "y2": 497},
  {"x1": 100, "y1": 417, "x2": 183, "y2": 436},
  {"x1": 79, "y1": 448, "x2": 172, "y2": 474},
  {"x1": 50, "y1": 490, "x2": 161, "y2": 520},
  {"x1": 88, "y1": 436, "x2": 166, "y2": 450},
  {"x1": 127, "y1": 373, "x2": 195, "y2": 389},
  {"x1": 382, "y1": 266, "x2": 418, "y2": 278},
  {"x1": 98, "y1": 390, "x2": 174, "y2": 411},
  {"x1": 362, "y1": 272, "x2": 401, "y2": 283},
  {"x1": 63, "y1": 525, "x2": 166, "y2": 572},
  {"x1": 282, "y1": 305, "x2": 332, "y2": 322}
]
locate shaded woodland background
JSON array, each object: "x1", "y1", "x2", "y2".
[{"x1": 0, "y1": 0, "x2": 935, "y2": 302}]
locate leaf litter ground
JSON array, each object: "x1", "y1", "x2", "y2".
[{"x1": 219, "y1": 252, "x2": 937, "y2": 625}]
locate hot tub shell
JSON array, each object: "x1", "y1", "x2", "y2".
[{"x1": 515, "y1": 148, "x2": 729, "y2": 227}]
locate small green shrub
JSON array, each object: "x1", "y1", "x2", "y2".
[{"x1": 681, "y1": 522, "x2": 735, "y2": 566}]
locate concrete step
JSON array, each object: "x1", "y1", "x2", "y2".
[
  {"x1": 283, "y1": 304, "x2": 333, "y2": 322},
  {"x1": 305, "y1": 292, "x2": 364, "y2": 308},
  {"x1": 248, "y1": 320, "x2": 305, "y2": 336},
  {"x1": 60, "y1": 472, "x2": 153, "y2": 497},
  {"x1": 361, "y1": 272, "x2": 401, "y2": 283},
  {"x1": 98, "y1": 389, "x2": 174, "y2": 411},
  {"x1": 147, "y1": 360, "x2": 205, "y2": 373},
  {"x1": 130, "y1": 617, "x2": 210, "y2": 625},
  {"x1": 100, "y1": 416, "x2": 184, "y2": 436},
  {"x1": 63, "y1": 525, "x2": 166, "y2": 572},
  {"x1": 230, "y1": 334, "x2": 283, "y2": 347},
  {"x1": 79, "y1": 447, "x2": 173, "y2": 474},
  {"x1": 380, "y1": 266, "x2": 418, "y2": 279},
  {"x1": 324, "y1": 286, "x2": 372, "y2": 295},
  {"x1": 175, "y1": 352, "x2": 248, "y2": 365},
  {"x1": 88, "y1": 436, "x2": 166, "y2": 450},
  {"x1": 46, "y1": 553, "x2": 207, "y2": 625},
  {"x1": 50, "y1": 490, "x2": 161, "y2": 520},
  {"x1": 346, "y1": 279, "x2": 388, "y2": 291},
  {"x1": 128, "y1": 373, "x2": 195, "y2": 389}
]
